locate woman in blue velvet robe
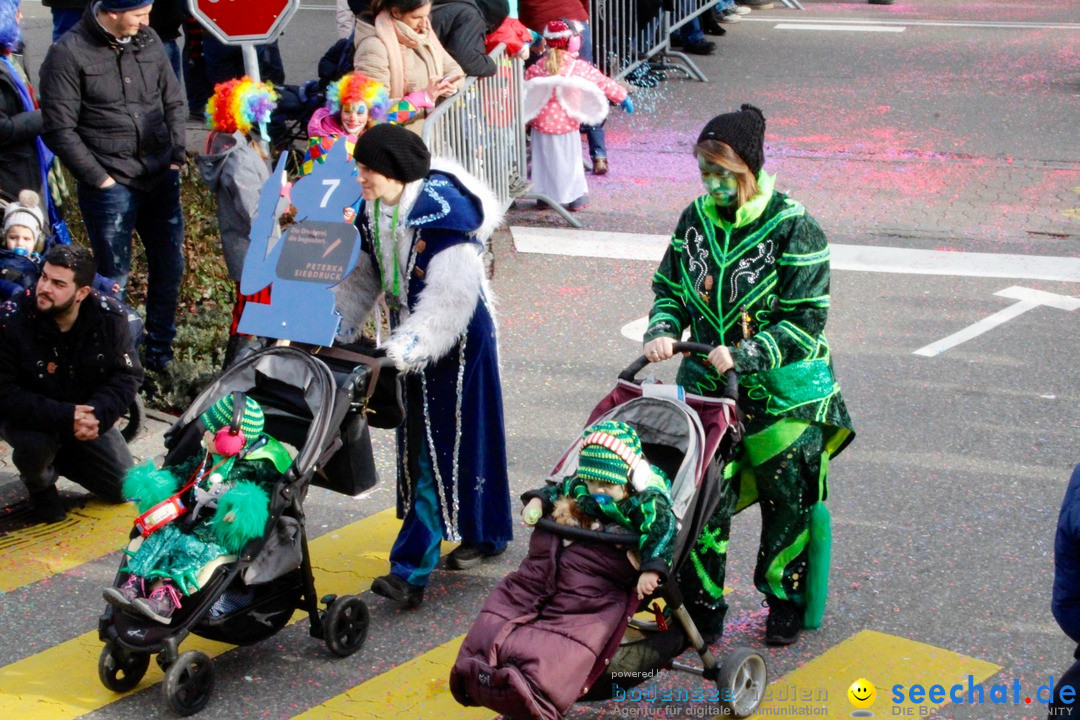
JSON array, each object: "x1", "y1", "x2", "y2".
[{"x1": 333, "y1": 124, "x2": 511, "y2": 607}]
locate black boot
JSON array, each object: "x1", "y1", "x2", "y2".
[
  {"x1": 701, "y1": 11, "x2": 727, "y2": 36},
  {"x1": 371, "y1": 574, "x2": 424, "y2": 608},
  {"x1": 445, "y1": 543, "x2": 506, "y2": 570},
  {"x1": 28, "y1": 484, "x2": 65, "y2": 523},
  {"x1": 763, "y1": 597, "x2": 802, "y2": 646}
]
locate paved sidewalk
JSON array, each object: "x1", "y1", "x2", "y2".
[{"x1": 0, "y1": 412, "x2": 174, "y2": 521}]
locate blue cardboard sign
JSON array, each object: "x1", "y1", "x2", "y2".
[{"x1": 238, "y1": 140, "x2": 362, "y2": 345}]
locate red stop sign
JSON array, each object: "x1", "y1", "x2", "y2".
[{"x1": 189, "y1": 0, "x2": 300, "y2": 44}]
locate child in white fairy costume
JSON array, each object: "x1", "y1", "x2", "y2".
[{"x1": 523, "y1": 19, "x2": 632, "y2": 211}]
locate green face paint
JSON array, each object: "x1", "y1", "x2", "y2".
[{"x1": 698, "y1": 155, "x2": 739, "y2": 207}]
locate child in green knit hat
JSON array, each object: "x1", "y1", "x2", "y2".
[
  {"x1": 522, "y1": 420, "x2": 677, "y2": 600},
  {"x1": 103, "y1": 394, "x2": 292, "y2": 624}
]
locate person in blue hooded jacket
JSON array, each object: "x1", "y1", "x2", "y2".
[
  {"x1": 1051, "y1": 464, "x2": 1080, "y2": 718},
  {"x1": 333, "y1": 123, "x2": 511, "y2": 608}
]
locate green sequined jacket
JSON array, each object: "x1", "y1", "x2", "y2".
[{"x1": 644, "y1": 172, "x2": 853, "y2": 438}]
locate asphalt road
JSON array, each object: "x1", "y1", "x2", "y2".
[{"x1": 3, "y1": 1, "x2": 1079, "y2": 719}]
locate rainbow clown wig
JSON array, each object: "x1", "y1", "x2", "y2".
[
  {"x1": 0, "y1": 0, "x2": 23, "y2": 51},
  {"x1": 326, "y1": 73, "x2": 390, "y2": 125},
  {"x1": 205, "y1": 77, "x2": 278, "y2": 134}
]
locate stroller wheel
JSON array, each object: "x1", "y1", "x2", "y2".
[
  {"x1": 119, "y1": 393, "x2": 145, "y2": 443},
  {"x1": 98, "y1": 643, "x2": 150, "y2": 693},
  {"x1": 324, "y1": 595, "x2": 370, "y2": 657},
  {"x1": 717, "y1": 647, "x2": 768, "y2": 718},
  {"x1": 162, "y1": 650, "x2": 215, "y2": 716}
]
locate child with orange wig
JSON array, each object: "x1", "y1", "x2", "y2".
[{"x1": 196, "y1": 77, "x2": 278, "y2": 366}]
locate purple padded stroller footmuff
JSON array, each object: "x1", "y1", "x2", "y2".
[{"x1": 450, "y1": 527, "x2": 639, "y2": 720}]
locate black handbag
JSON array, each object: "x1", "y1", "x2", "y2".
[{"x1": 296, "y1": 340, "x2": 405, "y2": 430}]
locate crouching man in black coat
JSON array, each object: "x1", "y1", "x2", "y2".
[{"x1": 0, "y1": 245, "x2": 142, "y2": 522}]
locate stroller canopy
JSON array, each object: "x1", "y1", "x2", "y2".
[{"x1": 164, "y1": 346, "x2": 338, "y2": 480}]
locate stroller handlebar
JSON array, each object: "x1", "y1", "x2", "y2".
[
  {"x1": 534, "y1": 517, "x2": 642, "y2": 546},
  {"x1": 619, "y1": 342, "x2": 739, "y2": 401}
]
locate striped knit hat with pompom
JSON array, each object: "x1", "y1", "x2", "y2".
[
  {"x1": 200, "y1": 394, "x2": 265, "y2": 444},
  {"x1": 576, "y1": 421, "x2": 652, "y2": 492}
]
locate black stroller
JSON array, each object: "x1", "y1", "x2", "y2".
[
  {"x1": 452, "y1": 343, "x2": 767, "y2": 719},
  {"x1": 97, "y1": 345, "x2": 396, "y2": 715}
]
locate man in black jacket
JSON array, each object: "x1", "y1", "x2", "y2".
[
  {"x1": 430, "y1": 0, "x2": 508, "y2": 78},
  {"x1": 0, "y1": 245, "x2": 142, "y2": 522},
  {"x1": 39, "y1": 0, "x2": 185, "y2": 372}
]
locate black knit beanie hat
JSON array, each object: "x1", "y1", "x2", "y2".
[
  {"x1": 353, "y1": 124, "x2": 431, "y2": 183},
  {"x1": 697, "y1": 104, "x2": 767, "y2": 176}
]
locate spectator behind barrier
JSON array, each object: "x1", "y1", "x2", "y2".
[
  {"x1": 429, "y1": 0, "x2": 508, "y2": 78},
  {"x1": 303, "y1": 72, "x2": 411, "y2": 180},
  {"x1": 148, "y1": 0, "x2": 184, "y2": 78},
  {"x1": 353, "y1": 0, "x2": 463, "y2": 134},
  {"x1": 41, "y1": 0, "x2": 88, "y2": 42}
]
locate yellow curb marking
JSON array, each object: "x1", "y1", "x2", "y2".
[
  {"x1": 750, "y1": 629, "x2": 1001, "y2": 717},
  {"x1": 290, "y1": 636, "x2": 494, "y2": 720},
  {"x1": 0, "y1": 507, "x2": 456, "y2": 719}
]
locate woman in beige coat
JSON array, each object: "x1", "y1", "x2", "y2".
[{"x1": 353, "y1": 0, "x2": 463, "y2": 133}]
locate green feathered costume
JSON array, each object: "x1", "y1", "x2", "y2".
[{"x1": 120, "y1": 396, "x2": 292, "y2": 595}]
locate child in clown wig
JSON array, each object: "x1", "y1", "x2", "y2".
[
  {"x1": 523, "y1": 20, "x2": 632, "y2": 212},
  {"x1": 302, "y1": 72, "x2": 417, "y2": 178},
  {"x1": 196, "y1": 78, "x2": 278, "y2": 367},
  {"x1": 103, "y1": 395, "x2": 292, "y2": 624},
  {"x1": 521, "y1": 421, "x2": 676, "y2": 600}
]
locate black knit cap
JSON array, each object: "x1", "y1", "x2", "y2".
[
  {"x1": 353, "y1": 124, "x2": 431, "y2": 183},
  {"x1": 697, "y1": 104, "x2": 767, "y2": 176}
]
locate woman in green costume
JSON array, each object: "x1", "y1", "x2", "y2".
[{"x1": 643, "y1": 105, "x2": 854, "y2": 646}]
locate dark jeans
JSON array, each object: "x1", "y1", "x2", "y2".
[
  {"x1": 202, "y1": 36, "x2": 285, "y2": 86},
  {"x1": 162, "y1": 39, "x2": 182, "y2": 81},
  {"x1": 576, "y1": 22, "x2": 608, "y2": 161},
  {"x1": 677, "y1": 17, "x2": 707, "y2": 45},
  {"x1": 77, "y1": 173, "x2": 185, "y2": 366},
  {"x1": 182, "y1": 16, "x2": 213, "y2": 118},
  {"x1": 1, "y1": 423, "x2": 131, "y2": 503},
  {"x1": 50, "y1": 9, "x2": 81, "y2": 42}
]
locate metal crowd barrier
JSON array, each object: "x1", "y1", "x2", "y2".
[
  {"x1": 588, "y1": 0, "x2": 719, "y2": 83},
  {"x1": 590, "y1": 0, "x2": 802, "y2": 84},
  {"x1": 421, "y1": 44, "x2": 583, "y2": 228}
]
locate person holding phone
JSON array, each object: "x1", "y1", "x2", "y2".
[{"x1": 353, "y1": 0, "x2": 464, "y2": 134}]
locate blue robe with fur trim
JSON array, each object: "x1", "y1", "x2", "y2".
[{"x1": 354, "y1": 167, "x2": 512, "y2": 550}]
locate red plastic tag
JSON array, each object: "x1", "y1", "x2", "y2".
[
  {"x1": 651, "y1": 602, "x2": 668, "y2": 631},
  {"x1": 134, "y1": 496, "x2": 186, "y2": 537}
]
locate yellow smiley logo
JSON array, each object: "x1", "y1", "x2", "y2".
[{"x1": 848, "y1": 678, "x2": 877, "y2": 709}]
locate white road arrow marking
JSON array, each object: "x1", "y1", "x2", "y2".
[{"x1": 913, "y1": 286, "x2": 1080, "y2": 357}]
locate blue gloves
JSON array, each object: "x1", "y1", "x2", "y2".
[{"x1": 621, "y1": 96, "x2": 634, "y2": 115}]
